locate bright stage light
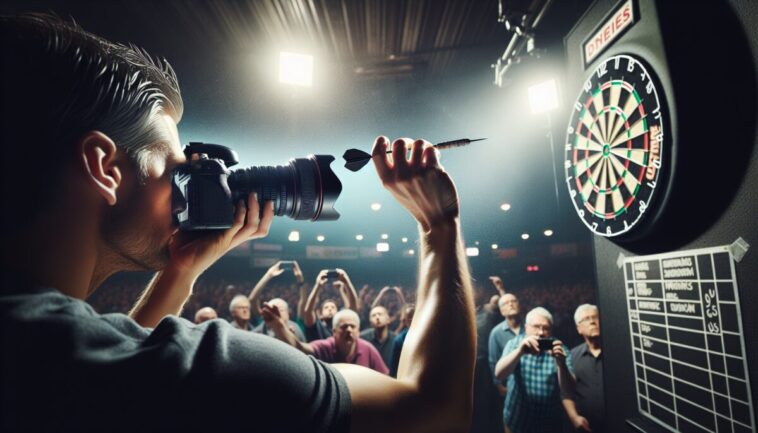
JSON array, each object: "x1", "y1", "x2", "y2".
[
  {"x1": 543, "y1": 229, "x2": 554, "y2": 237},
  {"x1": 500, "y1": 203, "x2": 511, "y2": 212},
  {"x1": 465, "y1": 247, "x2": 479, "y2": 257},
  {"x1": 279, "y1": 52, "x2": 313, "y2": 87},
  {"x1": 356, "y1": 234, "x2": 364, "y2": 241},
  {"x1": 381, "y1": 233, "x2": 389, "y2": 240},
  {"x1": 491, "y1": 244, "x2": 498, "y2": 250},
  {"x1": 370, "y1": 202, "x2": 382, "y2": 211},
  {"x1": 408, "y1": 249, "x2": 415, "y2": 255},
  {"x1": 528, "y1": 79, "x2": 559, "y2": 114},
  {"x1": 316, "y1": 235, "x2": 325, "y2": 242},
  {"x1": 288, "y1": 230, "x2": 300, "y2": 242},
  {"x1": 401, "y1": 237, "x2": 408, "y2": 243},
  {"x1": 377, "y1": 242, "x2": 390, "y2": 252},
  {"x1": 521, "y1": 233, "x2": 530, "y2": 240}
]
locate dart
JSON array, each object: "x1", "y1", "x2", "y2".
[{"x1": 343, "y1": 138, "x2": 486, "y2": 172}]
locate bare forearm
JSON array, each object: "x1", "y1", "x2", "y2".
[
  {"x1": 303, "y1": 286, "x2": 321, "y2": 326},
  {"x1": 248, "y1": 273, "x2": 272, "y2": 319},
  {"x1": 129, "y1": 267, "x2": 195, "y2": 328},
  {"x1": 397, "y1": 220, "x2": 475, "y2": 407},
  {"x1": 270, "y1": 322, "x2": 314, "y2": 355},
  {"x1": 495, "y1": 348, "x2": 522, "y2": 380}
]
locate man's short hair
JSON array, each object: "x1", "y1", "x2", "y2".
[
  {"x1": 370, "y1": 305, "x2": 389, "y2": 315},
  {"x1": 332, "y1": 309, "x2": 360, "y2": 331},
  {"x1": 574, "y1": 304, "x2": 598, "y2": 325},
  {"x1": 321, "y1": 299, "x2": 338, "y2": 309},
  {"x1": 228, "y1": 295, "x2": 250, "y2": 314},
  {"x1": 525, "y1": 307, "x2": 553, "y2": 326},
  {"x1": 1, "y1": 13, "x2": 184, "y2": 221}
]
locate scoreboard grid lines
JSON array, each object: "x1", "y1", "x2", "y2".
[{"x1": 624, "y1": 246, "x2": 755, "y2": 433}]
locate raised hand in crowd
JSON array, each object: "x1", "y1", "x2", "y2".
[
  {"x1": 489, "y1": 276, "x2": 506, "y2": 296},
  {"x1": 246, "y1": 260, "x2": 293, "y2": 321},
  {"x1": 333, "y1": 268, "x2": 360, "y2": 311}
]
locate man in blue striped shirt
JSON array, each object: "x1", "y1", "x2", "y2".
[{"x1": 495, "y1": 307, "x2": 588, "y2": 433}]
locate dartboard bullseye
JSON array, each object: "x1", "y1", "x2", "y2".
[{"x1": 565, "y1": 54, "x2": 667, "y2": 237}]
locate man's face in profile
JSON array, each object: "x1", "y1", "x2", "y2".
[{"x1": 101, "y1": 113, "x2": 187, "y2": 271}]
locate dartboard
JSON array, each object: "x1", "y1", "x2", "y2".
[{"x1": 565, "y1": 54, "x2": 667, "y2": 237}]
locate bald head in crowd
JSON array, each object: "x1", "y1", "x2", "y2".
[{"x1": 194, "y1": 307, "x2": 218, "y2": 324}]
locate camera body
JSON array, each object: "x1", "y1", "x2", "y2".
[
  {"x1": 537, "y1": 337, "x2": 555, "y2": 352},
  {"x1": 172, "y1": 142, "x2": 342, "y2": 231}
]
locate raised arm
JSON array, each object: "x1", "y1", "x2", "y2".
[
  {"x1": 495, "y1": 336, "x2": 539, "y2": 380},
  {"x1": 303, "y1": 270, "x2": 328, "y2": 326},
  {"x1": 262, "y1": 303, "x2": 315, "y2": 355},
  {"x1": 334, "y1": 137, "x2": 476, "y2": 433},
  {"x1": 371, "y1": 286, "x2": 392, "y2": 309},
  {"x1": 247, "y1": 261, "x2": 286, "y2": 321},
  {"x1": 335, "y1": 269, "x2": 360, "y2": 311},
  {"x1": 130, "y1": 194, "x2": 273, "y2": 328},
  {"x1": 489, "y1": 276, "x2": 506, "y2": 297}
]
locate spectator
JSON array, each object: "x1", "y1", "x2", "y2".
[
  {"x1": 253, "y1": 297, "x2": 305, "y2": 341},
  {"x1": 302, "y1": 269, "x2": 358, "y2": 341},
  {"x1": 194, "y1": 306, "x2": 217, "y2": 324},
  {"x1": 390, "y1": 303, "x2": 415, "y2": 377},
  {"x1": 372, "y1": 285, "x2": 406, "y2": 331},
  {"x1": 360, "y1": 304, "x2": 396, "y2": 369},
  {"x1": 470, "y1": 284, "x2": 505, "y2": 433},
  {"x1": 265, "y1": 307, "x2": 389, "y2": 374},
  {"x1": 495, "y1": 307, "x2": 584, "y2": 433},
  {"x1": 569, "y1": 304, "x2": 604, "y2": 433},
  {"x1": 488, "y1": 276, "x2": 524, "y2": 427},
  {"x1": 228, "y1": 295, "x2": 254, "y2": 331},
  {"x1": 248, "y1": 260, "x2": 304, "y2": 325}
]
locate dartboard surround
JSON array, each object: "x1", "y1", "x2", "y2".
[{"x1": 565, "y1": 54, "x2": 666, "y2": 237}]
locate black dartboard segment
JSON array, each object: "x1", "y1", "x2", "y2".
[{"x1": 565, "y1": 54, "x2": 667, "y2": 237}]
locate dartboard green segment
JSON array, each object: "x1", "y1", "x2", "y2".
[{"x1": 564, "y1": 54, "x2": 666, "y2": 237}]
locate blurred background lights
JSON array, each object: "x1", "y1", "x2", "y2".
[
  {"x1": 500, "y1": 203, "x2": 511, "y2": 212},
  {"x1": 376, "y1": 242, "x2": 390, "y2": 252},
  {"x1": 544, "y1": 229, "x2": 554, "y2": 237},
  {"x1": 355, "y1": 234, "x2": 364, "y2": 241},
  {"x1": 370, "y1": 202, "x2": 382, "y2": 211},
  {"x1": 491, "y1": 244, "x2": 498, "y2": 249},
  {"x1": 279, "y1": 51, "x2": 313, "y2": 87},
  {"x1": 316, "y1": 234, "x2": 325, "y2": 242},
  {"x1": 381, "y1": 233, "x2": 389, "y2": 240},
  {"x1": 401, "y1": 237, "x2": 408, "y2": 243},
  {"x1": 465, "y1": 247, "x2": 480, "y2": 257},
  {"x1": 288, "y1": 230, "x2": 300, "y2": 242},
  {"x1": 521, "y1": 233, "x2": 530, "y2": 240}
]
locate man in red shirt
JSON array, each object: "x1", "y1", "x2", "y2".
[{"x1": 266, "y1": 308, "x2": 389, "y2": 374}]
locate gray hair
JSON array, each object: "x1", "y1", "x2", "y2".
[
  {"x1": 525, "y1": 307, "x2": 553, "y2": 326},
  {"x1": 228, "y1": 295, "x2": 250, "y2": 314},
  {"x1": 1, "y1": 13, "x2": 184, "y2": 217},
  {"x1": 574, "y1": 304, "x2": 598, "y2": 325},
  {"x1": 332, "y1": 309, "x2": 361, "y2": 331}
]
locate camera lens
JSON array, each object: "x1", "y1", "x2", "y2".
[{"x1": 227, "y1": 155, "x2": 342, "y2": 221}]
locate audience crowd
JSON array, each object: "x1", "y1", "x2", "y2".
[{"x1": 87, "y1": 265, "x2": 602, "y2": 433}]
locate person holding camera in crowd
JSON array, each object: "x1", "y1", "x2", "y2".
[
  {"x1": 0, "y1": 13, "x2": 475, "y2": 432},
  {"x1": 246, "y1": 260, "x2": 306, "y2": 340},
  {"x1": 495, "y1": 307, "x2": 587, "y2": 433},
  {"x1": 302, "y1": 268, "x2": 359, "y2": 341}
]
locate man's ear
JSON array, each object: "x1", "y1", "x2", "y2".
[{"x1": 78, "y1": 131, "x2": 123, "y2": 206}]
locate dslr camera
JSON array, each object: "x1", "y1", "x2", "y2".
[{"x1": 172, "y1": 142, "x2": 342, "y2": 230}]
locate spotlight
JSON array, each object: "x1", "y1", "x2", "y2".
[
  {"x1": 465, "y1": 247, "x2": 480, "y2": 257},
  {"x1": 408, "y1": 249, "x2": 415, "y2": 255},
  {"x1": 381, "y1": 233, "x2": 389, "y2": 240},
  {"x1": 288, "y1": 231, "x2": 300, "y2": 242},
  {"x1": 528, "y1": 79, "x2": 559, "y2": 114},
  {"x1": 401, "y1": 237, "x2": 409, "y2": 243},
  {"x1": 377, "y1": 242, "x2": 390, "y2": 252},
  {"x1": 492, "y1": 244, "x2": 498, "y2": 249},
  {"x1": 370, "y1": 203, "x2": 382, "y2": 211},
  {"x1": 316, "y1": 235, "x2": 325, "y2": 242},
  {"x1": 500, "y1": 203, "x2": 511, "y2": 212},
  {"x1": 356, "y1": 234, "x2": 364, "y2": 241},
  {"x1": 543, "y1": 229, "x2": 554, "y2": 237},
  {"x1": 521, "y1": 233, "x2": 530, "y2": 240},
  {"x1": 279, "y1": 52, "x2": 313, "y2": 87}
]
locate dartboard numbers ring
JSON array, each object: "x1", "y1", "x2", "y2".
[{"x1": 564, "y1": 54, "x2": 667, "y2": 237}]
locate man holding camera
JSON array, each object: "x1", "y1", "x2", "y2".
[
  {"x1": 495, "y1": 307, "x2": 587, "y2": 433},
  {"x1": 303, "y1": 268, "x2": 360, "y2": 341},
  {"x1": 1, "y1": 13, "x2": 475, "y2": 433}
]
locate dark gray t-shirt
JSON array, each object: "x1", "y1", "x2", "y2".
[{"x1": 0, "y1": 288, "x2": 351, "y2": 433}]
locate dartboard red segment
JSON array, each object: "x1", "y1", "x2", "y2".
[{"x1": 565, "y1": 54, "x2": 666, "y2": 237}]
